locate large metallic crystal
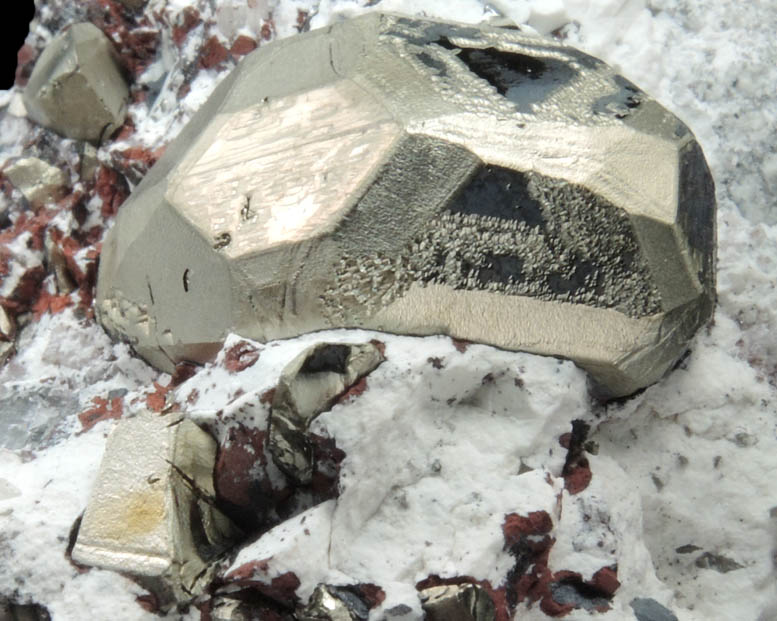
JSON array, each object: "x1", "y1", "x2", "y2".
[
  {"x1": 23, "y1": 23, "x2": 129, "y2": 143},
  {"x1": 71, "y1": 411, "x2": 240, "y2": 608},
  {"x1": 96, "y1": 13, "x2": 716, "y2": 397}
]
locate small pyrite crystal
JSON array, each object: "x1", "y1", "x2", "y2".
[
  {"x1": 269, "y1": 342, "x2": 385, "y2": 484},
  {"x1": 96, "y1": 13, "x2": 715, "y2": 397},
  {"x1": 419, "y1": 583, "x2": 496, "y2": 621},
  {"x1": 23, "y1": 22, "x2": 129, "y2": 143},
  {"x1": 71, "y1": 411, "x2": 240, "y2": 608},
  {"x1": 3, "y1": 157, "x2": 67, "y2": 207}
]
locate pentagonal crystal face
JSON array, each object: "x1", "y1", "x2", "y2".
[
  {"x1": 96, "y1": 13, "x2": 715, "y2": 398},
  {"x1": 167, "y1": 80, "x2": 402, "y2": 259}
]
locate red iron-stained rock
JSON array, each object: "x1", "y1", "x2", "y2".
[
  {"x1": 199, "y1": 36, "x2": 230, "y2": 70},
  {"x1": 78, "y1": 395, "x2": 124, "y2": 431},
  {"x1": 172, "y1": 7, "x2": 201, "y2": 47},
  {"x1": 221, "y1": 562, "x2": 301, "y2": 609},
  {"x1": 230, "y1": 35, "x2": 257, "y2": 57},
  {"x1": 95, "y1": 166, "x2": 130, "y2": 219},
  {"x1": 223, "y1": 340, "x2": 261, "y2": 373}
]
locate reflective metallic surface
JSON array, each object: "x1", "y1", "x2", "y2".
[
  {"x1": 299, "y1": 584, "x2": 370, "y2": 621},
  {"x1": 71, "y1": 411, "x2": 240, "y2": 608},
  {"x1": 23, "y1": 23, "x2": 128, "y2": 143},
  {"x1": 419, "y1": 584, "x2": 496, "y2": 621},
  {"x1": 96, "y1": 13, "x2": 715, "y2": 397},
  {"x1": 3, "y1": 157, "x2": 67, "y2": 207},
  {"x1": 269, "y1": 342, "x2": 384, "y2": 484}
]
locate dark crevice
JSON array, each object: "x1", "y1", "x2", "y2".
[
  {"x1": 435, "y1": 37, "x2": 546, "y2": 95},
  {"x1": 299, "y1": 343, "x2": 351, "y2": 375},
  {"x1": 447, "y1": 166, "x2": 545, "y2": 227}
]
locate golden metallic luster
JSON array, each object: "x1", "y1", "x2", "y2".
[
  {"x1": 23, "y1": 23, "x2": 129, "y2": 143},
  {"x1": 3, "y1": 157, "x2": 67, "y2": 207},
  {"x1": 269, "y1": 342, "x2": 385, "y2": 484},
  {"x1": 96, "y1": 13, "x2": 715, "y2": 397},
  {"x1": 71, "y1": 411, "x2": 240, "y2": 609}
]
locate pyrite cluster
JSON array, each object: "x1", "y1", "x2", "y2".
[{"x1": 96, "y1": 13, "x2": 715, "y2": 397}]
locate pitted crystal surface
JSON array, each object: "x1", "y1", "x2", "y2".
[{"x1": 96, "y1": 13, "x2": 716, "y2": 397}]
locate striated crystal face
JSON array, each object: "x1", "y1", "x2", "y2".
[{"x1": 96, "y1": 13, "x2": 716, "y2": 398}]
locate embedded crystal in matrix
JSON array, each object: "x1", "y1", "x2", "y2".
[
  {"x1": 23, "y1": 22, "x2": 129, "y2": 143},
  {"x1": 96, "y1": 13, "x2": 716, "y2": 398}
]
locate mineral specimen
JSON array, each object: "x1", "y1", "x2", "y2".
[
  {"x1": 299, "y1": 584, "x2": 371, "y2": 621},
  {"x1": 269, "y1": 341, "x2": 384, "y2": 484},
  {"x1": 3, "y1": 157, "x2": 67, "y2": 207},
  {"x1": 630, "y1": 597, "x2": 679, "y2": 621},
  {"x1": 71, "y1": 410, "x2": 240, "y2": 608},
  {"x1": 23, "y1": 22, "x2": 129, "y2": 143},
  {"x1": 96, "y1": 13, "x2": 715, "y2": 397},
  {"x1": 419, "y1": 583, "x2": 496, "y2": 621}
]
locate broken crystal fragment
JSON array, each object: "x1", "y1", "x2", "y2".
[
  {"x1": 630, "y1": 598, "x2": 679, "y2": 621},
  {"x1": 299, "y1": 584, "x2": 371, "y2": 621},
  {"x1": 23, "y1": 23, "x2": 129, "y2": 143},
  {"x1": 71, "y1": 410, "x2": 240, "y2": 608},
  {"x1": 0, "y1": 305, "x2": 14, "y2": 341},
  {"x1": 96, "y1": 13, "x2": 715, "y2": 397},
  {"x1": 3, "y1": 157, "x2": 67, "y2": 207},
  {"x1": 0, "y1": 600, "x2": 51, "y2": 621},
  {"x1": 419, "y1": 584, "x2": 496, "y2": 621},
  {"x1": 269, "y1": 342, "x2": 384, "y2": 484}
]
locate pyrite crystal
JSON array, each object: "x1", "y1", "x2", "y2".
[
  {"x1": 71, "y1": 411, "x2": 240, "y2": 608},
  {"x1": 96, "y1": 13, "x2": 715, "y2": 397},
  {"x1": 23, "y1": 22, "x2": 129, "y2": 143}
]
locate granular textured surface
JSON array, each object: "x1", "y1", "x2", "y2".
[{"x1": 95, "y1": 13, "x2": 716, "y2": 397}]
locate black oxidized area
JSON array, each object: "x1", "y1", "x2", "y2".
[
  {"x1": 411, "y1": 166, "x2": 662, "y2": 318},
  {"x1": 433, "y1": 37, "x2": 578, "y2": 111}
]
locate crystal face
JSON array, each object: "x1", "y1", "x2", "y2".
[
  {"x1": 96, "y1": 13, "x2": 716, "y2": 398},
  {"x1": 71, "y1": 411, "x2": 240, "y2": 608},
  {"x1": 23, "y1": 22, "x2": 129, "y2": 143}
]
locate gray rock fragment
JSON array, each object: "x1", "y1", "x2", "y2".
[
  {"x1": 0, "y1": 601, "x2": 51, "y2": 621},
  {"x1": 3, "y1": 157, "x2": 67, "y2": 207},
  {"x1": 71, "y1": 410, "x2": 241, "y2": 608},
  {"x1": 694, "y1": 551, "x2": 744, "y2": 573},
  {"x1": 23, "y1": 23, "x2": 129, "y2": 143},
  {"x1": 0, "y1": 341, "x2": 14, "y2": 366},
  {"x1": 44, "y1": 232, "x2": 76, "y2": 294},
  {"x1": 78, "y1": 142, "x2": 99, "y2": 181},
  {"x1": 550, "y1": 582, "x2": 610, "y2": 611},
  {"x1": 269, "y1": 342, "x2": 384, "y2": 484},
  {"x1": 118, "y1": 0, "x2": 148, "y2": 9},
  {"x1": 96, "y1": 13, "x2": 715, "y2": 398},
  {"x1": 419, "y1": 584, "x2": 496, "y2": 621},
  {"x1": 208, "y1": 596, "x2": 260, "y2": 621},
  {"x1": 629, "y1": 597, "x2": 678, "y2": 621},
  {"x1": 299, "y1": 584, "x2": 370, "y2": 621}
]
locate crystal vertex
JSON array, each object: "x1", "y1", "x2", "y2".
[{"x1": 96, "y1": 13, "x2": 716, "y2": 397}]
